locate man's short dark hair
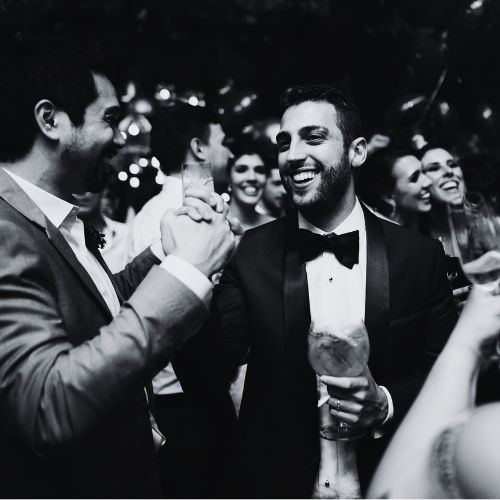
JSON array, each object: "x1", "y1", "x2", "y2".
[
  {"x1": 0, "y1": 35, "x2": 109, "y2": 163},
  {"x1": 151, "y1": 104, "x2": 221, "y2": 175},
  {"x1": 281, "y1": 85, "x2": 363, "y2": 149}
]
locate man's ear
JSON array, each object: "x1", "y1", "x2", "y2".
[
  {"x1": 348, "y1": 137, "x2": 367, "y2": 169},
  {"x1": 189, "y1": 137, "x2": 207, "y2": 161},
  {"x1": 380, "y1": 191, "x2": 395, "y2": 205},
  {"x1": 34, "y1": 100, "x2": 60, "y2": 141}
]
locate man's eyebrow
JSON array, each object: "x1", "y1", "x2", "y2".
[{"x1": 298, "y1": 125, "x2": 328, "y2": 136}]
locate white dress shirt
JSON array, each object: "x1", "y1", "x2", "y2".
[
  {"x1": 100, "y1": 216, "x2": 130, "y2": 273},
  {"x1": 299, "y1": 199, "x2": 393, "y2": 499},
  {"x1": 127, "y1": 175, "x2": 185, "y2": 395}
]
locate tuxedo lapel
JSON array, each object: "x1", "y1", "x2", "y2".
[
  {"x1": 362, "y1": 205, "x2": 390, "y2": 364},
  {"x1": 282, "y1": 214, "x2": 312, "y2": 363}
]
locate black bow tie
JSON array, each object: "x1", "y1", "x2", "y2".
[{"x1": 298, "y1": 229, "x2": 359, "y2": 269}]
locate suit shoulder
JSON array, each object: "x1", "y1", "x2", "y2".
[{"x1": 376, "y1": 217, "x2": 443, "y2": 259}]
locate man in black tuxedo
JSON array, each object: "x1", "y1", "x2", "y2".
[{"x1": 182, "y1": 85, "x2": 458, "y2": 498}]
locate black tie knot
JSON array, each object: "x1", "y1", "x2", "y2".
[{"x1": 298, "y1": 229, "x2": 359, "y2": 269}]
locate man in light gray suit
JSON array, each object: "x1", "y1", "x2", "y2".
[{"x1": 0, "y1": 37, "x2": 236, "y2": 497}]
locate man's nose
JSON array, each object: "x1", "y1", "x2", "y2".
[
  {"x1": 287, "y1": 140, "x2": 307, "y2": 163},
  {"x1": 114, "y1": 127, "x2": 126, "y2": 149},
  {"x1": 227, "y1": 147, "x2": 235, "y2": 160}
]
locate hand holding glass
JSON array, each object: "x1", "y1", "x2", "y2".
[
  {"x1": 307, "y1": 320, "x2": 370, "y2": 440},
  {"x1": 447, "y1": 192, "x2": 500, "y2": 357}
]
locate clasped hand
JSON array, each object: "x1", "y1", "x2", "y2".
[
  {"x1": 160, "y1": 187, "x2": 243, "y2": 277},
  {"x1": 320, "y1": 365, "x2": 389, "y2": 429}
]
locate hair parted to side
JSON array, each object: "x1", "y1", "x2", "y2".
[
  {"x1": 227, "y1": 137, "x2": 270, "y2": 176},
  {"x1": 0, "y1": 31, "x2": 111, "y2": 163},
  {"x1": 356, "y1": 147, "x2": 418, "y2": 216},
  {"x1": 150, "y1": 103, "x2": 222, "y2": 175},
  {"x1": 280, "y1": 84, "x2": 363, "y2": 149}
]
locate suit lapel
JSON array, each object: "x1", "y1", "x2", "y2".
[
  {"x1": 45, "y1": 221, "x2": 113, "y2": 318},
  {"x1": 0, "y1": 169, "x2": 113, "y2": 319},
  {"x1": 84, "y1": 224, "x2": 125, "y2": 304},
  {"x1": 362, "y1": 205, "x2": 390, "y2": 363},
  {"x1": 282, "y1": 214, "x2": 312, "y2": 362}
]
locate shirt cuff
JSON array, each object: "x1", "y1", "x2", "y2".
[
  {"x1": 372, "y1": 385, "x2": 394, "y2": 439},
  {"x1": 150, "y1": 239, "x2": 166, "y2": 261},
  {"x1": 160, "y1": 254, "x2": 213, "y2": 310}
]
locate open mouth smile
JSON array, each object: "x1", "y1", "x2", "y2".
[{"x1": 289, "y1": 168, "x2": 320, "y2": 188}]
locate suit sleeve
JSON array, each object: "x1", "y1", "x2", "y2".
[
  {"x1": 384, "y1": 242, "x2": 458, "y2": 427},
  {"x1": 173, "y1": 254, "x2": 252, "y2": 393},
  {"x1": 0, "y1": 220, "x2": 208, "y2": 457},
  {"x1": 111, "y1": 246, "x2": 161, "y2": 299}
]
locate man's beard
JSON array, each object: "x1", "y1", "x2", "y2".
[
  {"x1": 62, "y1": 138, "x2": 106, "y2": 194},
  {"x1": 284, "y1": 153, "x2": 351, "y2": 220}
]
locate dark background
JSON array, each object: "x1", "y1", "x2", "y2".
[
  {"x1": 2, "y1": 0, "x2": 500, "y2": 128},
  {"x1": 3, "y1": 0, "x2": 500, "y2": 212}
]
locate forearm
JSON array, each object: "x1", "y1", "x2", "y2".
[
  {"x1": 2, "y1": 266, "x2": 208, "y2": 456},
  {"x1": 368, "y1": 339, "x2": 480, "y2": 497}
]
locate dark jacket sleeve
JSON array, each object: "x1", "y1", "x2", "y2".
[{"x1": 111, "y1": 247, "x2": 161, "y2": 300}]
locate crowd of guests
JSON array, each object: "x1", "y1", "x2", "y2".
[{"x1": 1, "y1": 34, "x2": 500, "y2": 500}]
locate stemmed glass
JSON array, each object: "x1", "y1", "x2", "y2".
[
  {"x1": 182, "y1": 162, "x2": 214, "y2": 199},
  {"x1": 447, "y1": 192, "x2": 500, "y2": 293},
  {"x1": 307, "y1": 320, "x2": 370, "y2": 441},
  {"x1": 447, "y1": 192, "x2": 500, "y2": 357}
]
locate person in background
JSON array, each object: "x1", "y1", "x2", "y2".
[
  {"x1": 0, "y1": 37, "x2": 235, "y2": 498},
  {"x1": 127, "y1": 103, "x2": 237, "y2": 499},
  {"x1": 227, "y1": 141, "x2": 274, "y2": 232},
  {"x1": 416, "y1": 144, "x2": 472, "y2": 308},
  {"x1": 128, "y1": 103, "x2": 234, "y2": 260},
  {"x1": 257, "y1": 164, "x2": 288, "y2": 219},
  {"x1": 75, "y1": 190, "x2": 130, "y2": 273},
  {"x1": 418, "y1": 144, "x2": 466, "y2": 256},
  {"x1": 368, "y1": 284, "x2": 500, "y2": 498},
  {"x1": 356, "y1": 147, "x2": 432, "y2": 231}
]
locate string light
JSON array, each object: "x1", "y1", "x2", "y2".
[{"x1": 129, "y1": 177, "x2": 140, "y2": 188}]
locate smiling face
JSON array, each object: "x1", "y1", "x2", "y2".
[
  {"x1": 421, "y1": 148, "x2": 465, "y2": 206},
  {"x1": 276, "y1": 101, "x2": 352, "y2": 220},
  {"x1": 229, "y1": 153, "x2": 268, "y2": 208},
  {"x1": 391, "y1": 155, "x2": 432, "y2": 214},
  {"x1": 62, "y1": 73, "x2": 124, "y2": 194}
]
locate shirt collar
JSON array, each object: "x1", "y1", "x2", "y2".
[
  {"x1": 298, "y1": 198, "x2": 365, "y2": 236},
  {"x1": 2, "y1": 168, "x2": 77, "y2": 229},
  {"x1": 161, "y1": 175, "x2": 182, "y2": 192}
]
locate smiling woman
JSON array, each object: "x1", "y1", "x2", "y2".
[
  {"x1": 227, "y1": 140, "x2": 274, "y2": 232},
  {"x1": 356, "y1": 147, "x2": 432, "y2": 231}
]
